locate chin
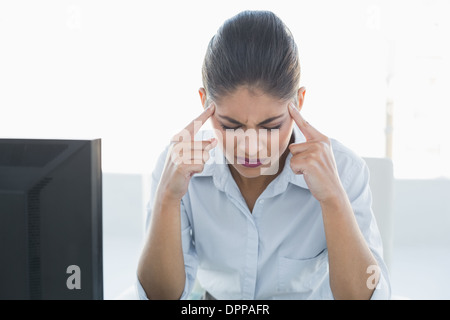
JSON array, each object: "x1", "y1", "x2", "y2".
[{"x1": 229, "y1": 162, "x2": 281, "y2": 178}]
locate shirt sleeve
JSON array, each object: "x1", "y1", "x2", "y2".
[
  {"x1": 136, "y1": 144, "x2": 199, "y2": 300},
  {"x1": 341, "y1": 155, "x2": 392, "y2": 300},
  {"x1": 178, "y1": 197, "x2": 199, "y2": 300}
]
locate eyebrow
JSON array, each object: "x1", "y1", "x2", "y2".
[{"x1": 217, "y1": 114, "x2": 285, "y2": 126}]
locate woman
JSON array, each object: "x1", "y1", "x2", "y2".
[{"x1": 137, "y1": 10, "x2": 391, "y2": 300}]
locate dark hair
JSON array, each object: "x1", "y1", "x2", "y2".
[{"x1": 202, "y1": 10, "x2": 300, "y2": 105}]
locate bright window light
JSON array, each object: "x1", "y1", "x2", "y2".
[{"x1": 0, "y1": 1, "x2": 448, "y2": 179}]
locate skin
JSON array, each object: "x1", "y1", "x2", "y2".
[{"x1": 137, "y1": 85, "x2": 380, "y2": 300}]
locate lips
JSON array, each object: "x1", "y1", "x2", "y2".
[{"x1": 236, "y1": 157, "x2": 265, "y2": 168}]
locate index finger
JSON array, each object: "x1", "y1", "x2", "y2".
[
  {"x1": 186, "y1": 104, "x2": 215, "y2": 135},
  {"x1": 172, "y1": 104, "x2": 215, "y2": 142},
  {"x1": 288, "y1": 103, "x2": 323, "y2": 141}
]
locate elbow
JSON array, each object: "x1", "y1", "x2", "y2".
[
  {"x1": 137, "y1": 267, "x2": 185, "y2": 300},
  {"x1": 332, "y1": 288, "x2": 375, "y2": 300},
  {"x1": 330, "y1": 275, "x2": 379, "y2": 300},
  {"x1": 147, "y1": 286, "x2": 185, "y2": 300}
]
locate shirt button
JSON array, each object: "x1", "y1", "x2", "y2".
[{"x1": 259, "y1": 199, "x2": 264, "y2": 205}]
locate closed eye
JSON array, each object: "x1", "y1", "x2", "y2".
[
  {"x1": 217, "y1": 114, "x2": 285, "y2": 129},
  {"x1": 220, "y1": 124, "x2": 241, "y2": 130},
  {"x1": 220, "y1": 124, "x2": 282, "y2": 131},
  {"x1": 263, "y1": 124, "x2": 282, "y2": 131}
]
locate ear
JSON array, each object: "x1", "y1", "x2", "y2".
[
  {"x1": 296, "y1": 87, "x2": 306, "y2": 112},
  {"x1": 198, "y1": 87, "x2": 208, "y2": 109}
]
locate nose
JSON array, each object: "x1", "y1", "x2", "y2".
[{"x1": 236, "y1": 130, "x2": 266, "y2": 158}]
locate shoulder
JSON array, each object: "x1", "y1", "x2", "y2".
[
  {"x1": 330, "y1": 138, "x2": 365, "y2": 167},
  {"x1": 330, "y1": 138, "x2": 368, "y2": 187},
  {"x1": 150, "y1": 143, "x2": 170, "y2": 183}
]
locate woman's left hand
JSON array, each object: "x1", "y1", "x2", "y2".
[{"x1": 288, "y1": 103, "x2": 345, "y2": 206}]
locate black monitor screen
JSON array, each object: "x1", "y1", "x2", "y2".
[{"x1": 0, "y1": 139, "x2": 103, "y2": 300}]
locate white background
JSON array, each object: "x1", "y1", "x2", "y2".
[
  {"x1": 2, "y1": 1, "x2": 449, "y2": 178},
  {"x1": 2, "y1": 0, "x2": 429, "y2": 176}
]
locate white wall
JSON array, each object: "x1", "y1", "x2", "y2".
[
  {"x1": 394, "y1": 179, "x2": 450, "y2": 247},
  {"x1": 102, "y1": 172, "x2": 148, "y2": 299},
  {"x1": 391, "y1": 179, "x2": 450, "y2": 299},
  {"x1": 0, "y1": 0, "x2": 389, "y2": 175}
]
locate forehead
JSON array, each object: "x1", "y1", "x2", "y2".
[{"x1": 215, "y1": 87, "x2": 289, "y2": 118}]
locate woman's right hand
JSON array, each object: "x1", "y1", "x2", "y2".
[{"x1": 157, "y1": 104, "x2": 218, "y2": 202}]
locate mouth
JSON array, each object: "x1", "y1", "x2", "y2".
[{"x1": 236, "y1": 157, "x2": 268, "y2": 168}]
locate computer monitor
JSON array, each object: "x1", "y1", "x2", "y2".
[{"x1": 0, "y1": 139, "x2": 103, "y2": 300}]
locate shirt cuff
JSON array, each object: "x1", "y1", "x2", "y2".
[
  {"x1": 135, "y1": 272, "x2": 193, "y2": 300},
  {"x1": 136, "y1": 275, "x2": 149, "y2": 300},
  {"x1": 179, "y1": 270, "x2": 196, "y2": 300}
]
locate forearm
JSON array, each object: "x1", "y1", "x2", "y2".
[
  {"x1": 137, "y1": 191, "x2": 186, "y2": 300},
  {"x1": 321, "y1": 193, "x2": 378, "y2": 300}
]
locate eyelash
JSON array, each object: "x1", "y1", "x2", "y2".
[{"x1": 220, "y1": 124, "x2": 282, "y2": 131}]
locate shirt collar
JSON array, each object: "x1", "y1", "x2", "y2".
[{"x1": 193, "y1": 123, "x2": 309, "y2": 192}]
